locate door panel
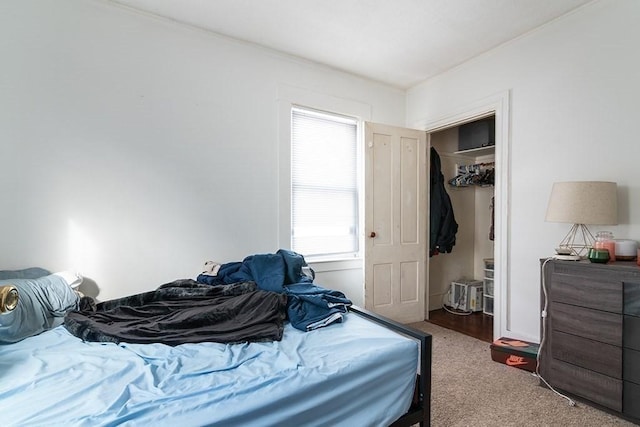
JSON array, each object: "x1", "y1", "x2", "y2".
[
  {"x1": 373, "y1": 263, "x2": 392, "y2": 306},
  {"x1": 400, "y1": 261, "x2": 419, "y2": 302},
  {"x1": 401, "y1": 137, "x2": 419, "y2": 244},
  {"x1": 371, "y1": 133, "x2": 393, "y2": 246},
  {"x1": 365, "y1": 122, "x2": 427, "y2": 323}
]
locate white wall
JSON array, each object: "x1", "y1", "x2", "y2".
[
  {"x1": 0, "y1": 0, "x2": 405, "y2": 302},
  {"x1": 407, "y1": 0, "x2": 640, "y2": 341}
]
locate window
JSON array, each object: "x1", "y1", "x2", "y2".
[{"x1": 291, "y1": 106, "x2": 360, "y2": 258}]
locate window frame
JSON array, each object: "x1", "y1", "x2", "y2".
[
  {"x1": 277, "y1": 85, "x2": 371, "y2": 264},
  {"x1": 290, "y1": 105, "x2": 361, "y2": 259}
]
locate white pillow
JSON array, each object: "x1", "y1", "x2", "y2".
[{"x1": 52, "y1": 271, "x2": 83, "y2": 289}]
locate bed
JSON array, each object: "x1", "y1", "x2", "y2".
[{"x1": 0, "y1": 260, "x2": 431, "y2": 426}]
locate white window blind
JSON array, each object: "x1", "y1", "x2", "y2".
[{"x1": 291, "y1": 106, "x2": 359, "y2": 258}]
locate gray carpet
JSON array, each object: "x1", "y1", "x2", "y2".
[{"x1": 408, "y1": 321, "x2": 637, "y2": 427}]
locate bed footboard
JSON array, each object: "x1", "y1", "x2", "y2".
[{"x1": 348, "y1": 306, "x2": 431, "y2": 427}]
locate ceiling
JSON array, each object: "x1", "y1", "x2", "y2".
[{"x1": 110, "y1": 0, "x2": 593, "y2": 89}]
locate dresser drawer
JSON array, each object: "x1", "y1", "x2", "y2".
[
  {"x1": 624, "y1": 348, "x2": 640, "y2": 384},
  {"x1": 624, "y1": 380, "x2": 640, "y2": 419},
  {"x1": 547, "y1": 359, "x2": 622, "y2": 411},
  {"x1": 552, "y1": 302, "x2": 622, "y2": 346},
  {"x1": 624, "y1": 282, "x2": 640, "y2": 317},
  {"x1": 624, "y1": 315, "x2": 640, "y2": 351},
  {"x1": 549, "y1": 267, "x2": 622, "y2": 314},
  {"x1": 551, "y1": 330, "x2": 621, "y2": 378}
]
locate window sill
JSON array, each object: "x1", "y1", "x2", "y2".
[{"x1": 307, "y1": 257, "x2": 363, "y2": 273}]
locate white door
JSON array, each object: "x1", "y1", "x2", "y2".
[{"x1": 364, "y1": 122, "x2": 428, "y2": 323}]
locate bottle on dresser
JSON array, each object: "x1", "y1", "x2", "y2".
[{"x1": 594, "y1": 231, "x2": 616, "y2": 261}]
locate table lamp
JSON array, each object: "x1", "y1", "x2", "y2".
[{"x1": 545, "y1": 181, "x2": 618, "y2": 260}]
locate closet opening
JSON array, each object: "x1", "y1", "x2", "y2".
[{"x1": 427, "y1": 115, "x2": 495, "y2": 343}]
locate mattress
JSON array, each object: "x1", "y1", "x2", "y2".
[{"x1": 0, "y1": 312, "x2": 418, "y2": 427}]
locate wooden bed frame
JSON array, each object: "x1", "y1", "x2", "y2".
[{"x1": 348, "y1": 306, "x2": 432, "y2": 427}]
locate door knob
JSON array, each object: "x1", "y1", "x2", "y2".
[{"x1": 370, "y1": 231, "x2": 376, "y2": 238}]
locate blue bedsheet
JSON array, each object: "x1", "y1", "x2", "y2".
[{"x1": 0, "y1": 313, "x2": 418, "y2": 427}]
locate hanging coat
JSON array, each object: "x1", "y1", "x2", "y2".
[{"x1": 430, "y1": 147, "x2": 458, "y2": 256}]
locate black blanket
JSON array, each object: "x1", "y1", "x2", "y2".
[{"x1": 64, "y1": 280, "x2": 287, "y2": 346}]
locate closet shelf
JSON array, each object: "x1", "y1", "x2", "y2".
[{"x1": 454, "y1": 145, "x2": 494, "y2": 157}]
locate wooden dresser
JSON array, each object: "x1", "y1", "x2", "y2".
[{"x1": 539, "y1": 259, "x2": 640, "y2": 421}]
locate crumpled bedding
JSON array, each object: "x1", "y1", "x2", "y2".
[
  {"x1": 61, "y1": 250, "x2": 350, "y2": 346},
  {"x1": 0, "y1": 272, "x2": 80, "y2": 344},
  {"x1": 284, "y1": 283, "x2": 352, "y2": 331},
  {"x1": 64, "y1": 280, "x2": 288, "y2": 346}
]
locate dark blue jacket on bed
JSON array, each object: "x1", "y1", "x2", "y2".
[
  {"x1": 197, "y1": 249, "x2": 351, "y2": 331},
  {"x1": 217, "y1": 250, "x2": 312, "y2": 292}
]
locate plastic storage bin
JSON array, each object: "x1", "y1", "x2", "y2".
[
  {"x1": 484, "y1": 278, "x2": 494, "y2": 296},
  {"x1": 483, "y1": 258, "x2": 495, "y2": 315},
  {"x1": 483, "y1": 295, "x2": 494, "y2": 316}
]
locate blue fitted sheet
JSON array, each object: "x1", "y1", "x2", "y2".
[{"x1": 0, "y1": 312, "x2": 418, "y2": 427}]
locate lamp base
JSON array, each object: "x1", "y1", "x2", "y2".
[
  {"x1": 558, "y1": 223, "x2": 595, "y2": 258},
  {"x1": 553, "y1": 254, "x2": 582, "y2": 261}
]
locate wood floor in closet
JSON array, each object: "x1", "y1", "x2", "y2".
[{"x1": 427, "y1": 309, "x2": 493, "y2": 343}]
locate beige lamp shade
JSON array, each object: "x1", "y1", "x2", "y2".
[{"x1": 545, "y1": 181, "x2": 618, "y2": 225}]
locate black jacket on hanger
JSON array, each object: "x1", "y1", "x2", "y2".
[{"x1": 430, "y1": 147, "x2": 458, "y2": 256}]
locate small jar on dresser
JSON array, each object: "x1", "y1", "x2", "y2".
[{"x1": 539, "y1": 258, "x2": 640, "y2": 422}]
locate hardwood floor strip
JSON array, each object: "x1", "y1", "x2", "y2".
[{"x1": 427, "y1": 308, "x2": 493, "y2": 343}]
